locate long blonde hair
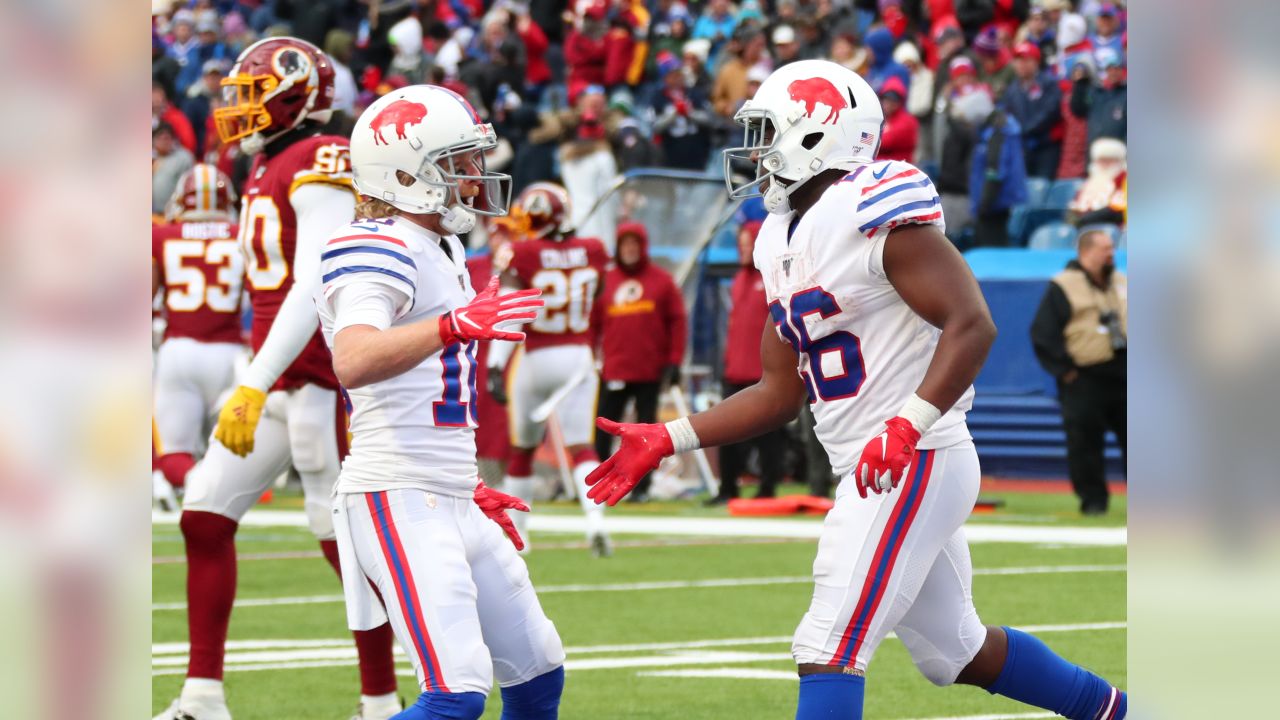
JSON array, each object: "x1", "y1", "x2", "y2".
[{"x1": 355, "y1": 195, "x2": 400, "y2": 219}]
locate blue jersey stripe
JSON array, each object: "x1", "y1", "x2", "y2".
[
  {"x1": 857, "y1": 176, "x2": 935, "y2": 212},
  {"x1": 322, "y1": 265, "x2": 416, "y2": 292},
  {"x1": 858, "y1": 197, "x2": 940, "y2": 234},
  {"x1": 321, "y1": 244, "x2": 416, "y2": 268}
]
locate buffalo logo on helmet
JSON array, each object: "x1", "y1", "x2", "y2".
[
  {"x1": 786, "y1": 77, "x2": 853, "y2": 125},
  {"x1": 369, "y1": 99, "x2": 429, "y2": 145}
]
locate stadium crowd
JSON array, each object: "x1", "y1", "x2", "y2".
[{"x1": 154, "y1": 0, "x2": 1127, "y2": 247}]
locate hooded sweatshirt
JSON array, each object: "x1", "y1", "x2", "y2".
[
  {"x1": 595, "y1": 222, "x2": 688, "y2": 382},
  {"x1": 865, "y1": 27, "x2": 912, "y2": 95}
]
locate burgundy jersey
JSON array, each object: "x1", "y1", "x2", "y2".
[
  {"x1": 508, "y1": 235, "x2": 609, "y2": 351},
  {"x1": 239, "y1": 134, "x2": 354, "y2": 391},
  {"x1": 153, "y1": 220, "x2": 245, "y2": 345}
]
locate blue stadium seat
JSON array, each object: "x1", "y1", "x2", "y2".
[
  {"x1": 1044, "y1": 179, "x2": 1083, "y2": 209},
  {"x1": 1027, "y1": 221, "x2": 1078, "y2": 250},
  {"x1": 1024, "y1": 177, "x2": 1051, "y2": 207},
  {"x1": 1007, "y1": 205, "x2": 1030, "y2": 244},
  {"x1": 1013, "y1": 208, "x2": 1068, "y2": 245}
]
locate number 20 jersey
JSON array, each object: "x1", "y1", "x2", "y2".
[
  {"x1": 315, "y1": 217, "x2": 481, "y2": 497},
  {"x1": 508, "y1": 235, "x2": 609, "y2": 351},
  {"x1": 240, "y1": 134, "x2": 354, "y2": 391},
  {"x1": 752, "y1": 160, "x2": 974, "y2": 477}
]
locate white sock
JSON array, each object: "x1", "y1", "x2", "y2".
[
  {"x1": 504, "y1": 475, "x2": 534, "y2": 547},
  {"x1": 360, "y1": 692, "x2": 401, "y2": 715},
  {"x1": 573, "y1": 462, "x2": 605, "y2": 535},
  {"x1": 181, "y1": 677, "x2": 224, "y2": 702}
]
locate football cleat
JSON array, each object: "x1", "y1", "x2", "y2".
[
  {"x1": 153, "y1": 697, "x2": 231, "y2": 720},
  {"x1": 589, "y1": 531, "x2": 613, "y2": 558},
  {"x1": 153, "y1": 470, "x2": 180, "y2": 513},
  {"x1": 349, "y1": 696, "x2": 403, "y2": 720}
]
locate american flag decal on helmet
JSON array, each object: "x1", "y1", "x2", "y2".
[{"x1": 860, "y1": 132, "x2": 875, "y2": 146}]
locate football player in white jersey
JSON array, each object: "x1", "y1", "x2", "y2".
[
  {"x1": 316, "y1": 85, "x2": 566, "y2": 720},
  {"x1": 587, "y1": 60, "x2": 1127, "y2": 720}
]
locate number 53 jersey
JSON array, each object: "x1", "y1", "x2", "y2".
[
  {"x1": 753, "y1": 160, "x2": 974, "y2": 477},
  {"x1": 315, "y1": 216, "x2": 482, "y2": 497}
]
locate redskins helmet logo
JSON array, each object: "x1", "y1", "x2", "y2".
[
  {"x1": 524, "y1": 191, "x2": 554, "y2": 219},
  {"x1": 271, "y1": 47, "x2": 312, "y2": 80}
]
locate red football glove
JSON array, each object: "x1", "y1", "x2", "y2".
[
  {"x1": 853, "y1": 417, "x2": 922, "y2": 498},
  {"x1": 439, "y1": 277, "x2": 543, "y2": 345},
  {"x1": 585, "y1": 418, "x2": 675, "y2": 506},
  {"x1": 474, "y1": 480, "x2": 530, "y2": 551}
]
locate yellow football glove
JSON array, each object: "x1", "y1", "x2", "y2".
[{"x1": 214, "y1": 385, "x2": 267, "y2": 457}]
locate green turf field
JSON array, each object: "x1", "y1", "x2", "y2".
[{"x1": 152, "y1": 485, "x2": 1126, "y2": 719}]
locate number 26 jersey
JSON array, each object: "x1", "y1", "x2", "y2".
[{"x1": 753, "y1": 160, "x2": 974, "y2": 477}]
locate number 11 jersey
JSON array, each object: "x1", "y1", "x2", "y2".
[
  {"x1": 508, "y1": 235, "x2": 609, "y2": 351},
  {"x1": 753, "y1": 160, "x2": 974, "y2": 477}
]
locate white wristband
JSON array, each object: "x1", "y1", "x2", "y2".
[
  {"x1": 898, "y1": 393, "x2": 943, "y2": 435},
  {"x1": 664, "y1": 417, "x2": 700, "y2": 454}
]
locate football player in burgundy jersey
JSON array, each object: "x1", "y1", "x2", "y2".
[
  {"x1": 487, "y1": 183, "x2": 613, "y2": 556},
  {"x1": 152, "y1": 164, "x2": 243, "y2": 510},
  {"x1": 155, "y1": 38, "x2": 398, "y2": 720}
]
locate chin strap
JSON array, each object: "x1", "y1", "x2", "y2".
[
  {"x1": 439, "y1": 204, "x2": 477, "y2": 235},
  {"x1": 763, "y1": 156, "x2": 868, "y2": 215}
]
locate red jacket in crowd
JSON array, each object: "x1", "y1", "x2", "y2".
[
  {"x1": 518, "y1": 19, "x2": 551, "y2": 87},
  {"x1": 877, "y1": 77, "x2": 918, "y2": 163},
  {"x1": 595, "y1": 222, "x2": 687, "y2": 383},
  {"x1": 723, "y1": 222, "x2": 770, "y2": 385}
]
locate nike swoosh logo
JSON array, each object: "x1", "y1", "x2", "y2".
[{"x1": 872, "y1": 166, "x2": 890, "y2": 180}]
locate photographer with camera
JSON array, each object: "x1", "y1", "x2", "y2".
[{"x1": 1031, "y1": 228, "x2": 1128, "y2": 515}]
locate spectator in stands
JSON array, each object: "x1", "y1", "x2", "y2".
[
  {"x1": 175, "y1": 16, "x2": 232, "y2": 97},
  {"x1": 829, "y1": 32, "x2": 870, "y2": 75},
  {"x1": 794, "y1": 18, "x2": 828, "y2": 62},
  {"x1": 877, "y1": 76, "x2": 918, "y2": 163},
  {"x1": 706, "y1": 220, "x2": 785, "y2": 505},
  {"x1": 1090, "y1": 3, "x2": 1125, "y2": 56},
  {"x1": 1016, "y1": 6, "x2": 1056, "y2": 61},
  {"x1": 324, "y1": 30, "x2": 358, "y2": 120},
  {"x1": 165, "y1": 10, "x2": 200, "y2": 95},
  {"x1": 1054, "y1": 12, "x2": 1094, "y2": 179},
  {"x1": 152, "y1": 80, "x2": 196, "y2": 155},
  {"x1": 973, "y1": 26, "x2": 1014, "y2": 99},
  {"x1": 1031, "y1": 228, "x2": 1127, "y2": 516},
  {"x1": 895, "y1": 42, "x2": 934, "y2": 119},
  {"x1": 180, "y1": 59, "x2": 229, "y2": 160},
  {"x1": 649, "y1": 51, "x2": 714, "y2": 170},
  {"x1": 772, "y1": 25, "x2": 803, "y2": 68},
  {"x1": 692, "y1": 0, "x2": 739, "y2": 59},
  {"x1": 968, "y1": 85, "x2": 1029, "y2": 247},
  {"x1": 595, "y1": 222, "x2": 688, "y2": 501},
  {"x1": 153, "y1": 30, "x2": 181, "y2": 106},
  {"x1": 711, "y1": 27, "x2": 768, "y2": 118},
  {"x1": 152, "y1": 123, "x2": 194, "y2": 215},
  {"x1": 681, "y1": 39, "x2": 714, "y2": 96},
  {"x1": 1002, "y1": 41, "x2": 1062, "y2": 179},
  {"x1": 512, "y1": 3, "x2": 551, "y2": 96},
  {"x1": 649, "y1": 5, "x2": 693, "y2": 78},
  {"x1": 1069, "y1": 138, "x2": 1127, "y2": 227},
  {"x1": 865, "y1": 26, "x2": 911, "y2": 94},
  {"x1": 935, "y1": 73, "x2": 984, "y2": 241},
  {"x1": 559, "y1": 87, "x2": 620, "y2": 244},
  {"x1": 1070, "y1": 47, "x2": 1127, "y2": 147},
  {"x1": 565, "y1": 4, "x2": 614, "y2": 100}
]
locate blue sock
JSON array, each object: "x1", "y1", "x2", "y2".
[
  {"x1": 988, "y1": 627, "x2": 1127, "y2": 720},
  {"x1": 500, "y1": 666, "x2": 565, "y2": 720},
  {"x1": 392, "y1": 691, "x2": 486, "y2": 720},
  {"x1": 795, "y1": 672, "x2": 865, "y2": 720}
]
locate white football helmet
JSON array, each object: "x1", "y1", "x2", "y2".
[
  {"x1": 724, "y1": 60, "x2": 883, "y2": 215},
  {"x1": 350, "y1": 85, "x2": 510, "y2": 234}
]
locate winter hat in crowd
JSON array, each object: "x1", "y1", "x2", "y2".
[
  {"x1": 973, "y1": 26, "x2": 1001, "y2": 57},
  {"x1": 772, "y1": 25, "x2": 796, "y2": 46},
  {"x1": 656, "y1": 50, "x2": 681, "y2": 77},
  {"x1": 893, "y1": 42, "x2": 921, "y2": 67},
  {"x1": 682, "y1": 38, "x2": 711, "y2": 65},
  {"x1": 1057, "y1": 13, "x2": 1088, "y2": 50},
  {"x1": 746, "y1": 64, "x2": 771, "y2": 85},
  {"x1": 879, "y1": 75, "x2": 907, "y2": 104},
  {"x1": 1013, "y1": 41, "x2": 1042, "y2": 61},
  {"x1": 949, "y1": 55, "x2": 976, "y2": 78}
]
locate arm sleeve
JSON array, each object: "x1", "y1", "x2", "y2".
[
  {"x1": 241, "y1": 183, "x2": 356, "y2": 391},
  {"x1": 330, "y1": 282, "x2": 406, "y2": 333},
  {"x1": 858, "y1": 162, "x2": 947, "y2": 249},
  {"x1": 1069, "y1": 77, "x2": 1091, "y2": 119},
  {"x1": 665, "y1": 275, "x2": 688, "y2": 366},
  {"x1": 1030, "y1": 281, "x2": 1075, "y2": 379}
]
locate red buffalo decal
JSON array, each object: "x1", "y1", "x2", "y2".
[
  {"x1": 786, "y1": 77, "x2": 849, "y2": 124},
  {"x1": 370, "y1": 100, "x2": 428, "y2": 145}
]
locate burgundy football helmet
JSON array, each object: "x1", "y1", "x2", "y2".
[
  {"x1": 165, "y1": 163, "x2": 238, "y2": 221},
  {"x1": 513, "y1": 182, "x2": 573, "y2": 239},
  {"x1": 214, "y1": 36, "x2": 335, "y2": 154}
]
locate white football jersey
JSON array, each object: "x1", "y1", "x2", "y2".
[
  {"x1": 753, "y1": 159, "x2": 973, "y2": 476},
  {"x1": 315, "y1": 216, "x2": 481, "y2": 497}
]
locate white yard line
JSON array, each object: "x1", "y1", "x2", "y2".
[
  {"x1": 639, "y1": 668, "x2": 798, "y2": 681},
  {"x1": 151, "y1": 564, "x2": 1124, "y2": 612},
  {"x1": 152, "y1": 510, "x2": 1126, "y2": 546}
]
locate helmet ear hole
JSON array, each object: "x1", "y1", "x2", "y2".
[
  {"x1": 395, "y1": 170, "x2": 417, "y2": 187},
  {"x1": 800, "y1": 132, "x2": 824, "y2": 150}
]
